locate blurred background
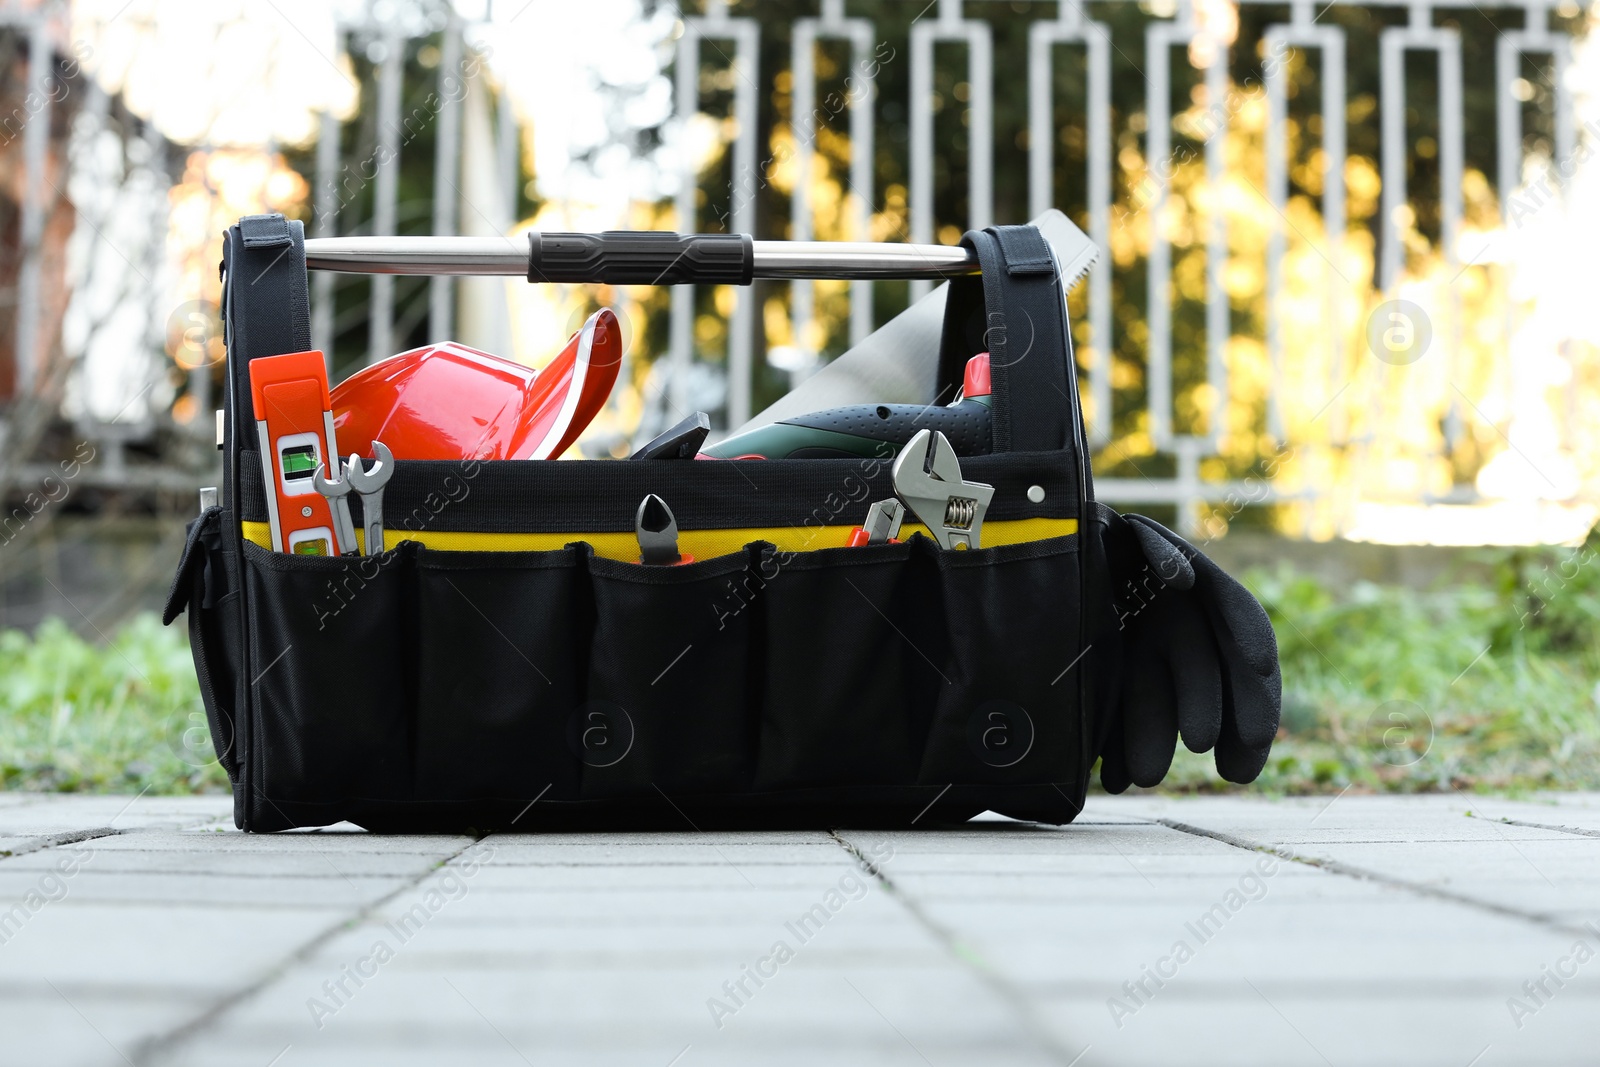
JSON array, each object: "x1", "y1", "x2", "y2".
[{"x1": 2, "y1": 0, "x2": 1599, "y2": 795}]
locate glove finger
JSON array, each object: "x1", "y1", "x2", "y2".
[
  {"x1": 1120, "y1": 650, "x2": 1178, "y2": 788},
  {"x1": 1214, "y1": 730, "x2": 1273, "y2": 784},
  {"x1": 1132, "y1": 516, "x2": 1282, "y2": 749},
  {"x1": 1151, "y1": 595, "x2": 1223, "y2": 753},
  {"x1": 1099, "y1": 714, "x2": 1133, "y2": 795},
  {"x1": 1126, "y1": 515, "x2": 1195, "y2": 590}
]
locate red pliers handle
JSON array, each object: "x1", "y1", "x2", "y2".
[{"x1": 847, "y1": 499, "x2": 905, "y2": 547}]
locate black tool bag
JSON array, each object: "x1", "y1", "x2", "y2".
[{"x1": 164, "y1": 215, "x2": 1137, "y2": 833}]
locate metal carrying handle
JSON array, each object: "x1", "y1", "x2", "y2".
[{"x1": 301, "y1": 231, "x2": 981, "y2": 283}]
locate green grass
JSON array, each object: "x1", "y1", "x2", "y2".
[
  {"x1": 0, "y1": 615, "x2": 228, "y2": 794},
  {"x1": 2, "y1": 536, "x2": 1598, "y2": 795},
  {"x1": 1156, "y1": 536, "x2": 1600, "y2": 794}
]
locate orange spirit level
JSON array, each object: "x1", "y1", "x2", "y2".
[{"x1": 249, "y1": 350, "x2": 346, "y2": 556}]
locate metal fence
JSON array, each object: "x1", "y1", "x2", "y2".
[
  {"x1": 2, "y1": 0, "x2": 1592, "y2": 538},
  {"x1": 668, "y1": 0, "x2": 1589, "y2": 536}
]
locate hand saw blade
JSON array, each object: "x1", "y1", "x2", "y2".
[{"x1": 732, "y1": 208, "x2": 1098, "y2": 435}]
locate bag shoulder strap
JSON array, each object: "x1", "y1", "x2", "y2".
[{"x1": 937, "y1": 224, "x2": 1076, "y2": 454}]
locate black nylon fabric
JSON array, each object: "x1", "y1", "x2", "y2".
[
  {"x1": 226, "y1": 534, "x2": 1087, "y2": 831},
  {"x1": 223, "y1": 214, "x2": 311, "y2": 425},
  {"x1": 939, "y1": 226, "x2": 1073, "y2": 454},
  {"x1": 218, "y1": 213, "x2": 313, "y2": 830},
  {"x1": 234, "y1": 449, "x2": 1080, "y2": 532},
  {"x1": 166, "y1": 509, "x2": 241, "y2": 782}
]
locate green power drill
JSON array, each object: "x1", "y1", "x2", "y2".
[{"x1": 700, "y1": 353, "x2": 994, "y2": 460}]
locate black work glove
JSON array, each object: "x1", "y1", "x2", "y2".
[{"x1": 1097, "y1": 512, "x2": 1282, "y2": 792}]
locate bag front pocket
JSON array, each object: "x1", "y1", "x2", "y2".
[
  {"x1": 754, "y1": 538, "x2": 944, "y2": 790},
  {"x1": 583, "y1": 547, "x2": 763, "y2": 799},
  {"x1": 413, "y1": 544, "x2": 590, "y2": 803},
  {"x1": 244, "y1": 542, "x2": 414, "y2": 805},
  {"x1": 920, "y1": 535, "x2": 1083, "y2": 784}
]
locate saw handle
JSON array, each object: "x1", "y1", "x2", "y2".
[{"x1": 528, "y1": 231, "x2": 753, "y2": 286}]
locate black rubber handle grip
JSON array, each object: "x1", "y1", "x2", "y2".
[{"x1": 527, "y1": 231, "x2": 754, "y2": 286}]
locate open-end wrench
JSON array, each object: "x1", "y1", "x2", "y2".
[
  {"x1": 313, "y1": 461, "x2": 360, "y2": 557},
  {"x1": 891, "y1": 428, "x2": 994, "y2": 551},
  {"x1": 343, "y1": 440, "x2": 395, "y2": 556}
]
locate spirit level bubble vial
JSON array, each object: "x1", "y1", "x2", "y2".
[{"x1": 248, "y1": 350, "x2": 346, "y2": 555}]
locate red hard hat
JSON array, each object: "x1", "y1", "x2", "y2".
[{"x1": 332, "y1": 308, "x2": 622, "y2": 461}]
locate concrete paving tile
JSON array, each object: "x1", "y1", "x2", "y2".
[
  {"x1": 464, "y1": 861, "x2": 863, "y2": 893},
  {"x1": 0, "y1": 846, "x2": 453, "y2": 879},
  {"x1": 0, "y1": 868, "x2": 404, "y2": 909},
  {"x1": 480, "y1": 841, "x2": 849, "y2": 867},
  {"x1": 6, "y1": 792, "x2": 1599, "y2": 1066},
  {"x1": 0, "y1": 901, "x2": 347, "y2": 987},
  {"x1": 160, "y1": 1026, "x2": 1055, "y2": 1067},
  {"x1": 0, "y1": 989, "x2": 204, "y2": 1067},
  {"x1": 82, "y1": 831, "x2": 473, "y2": 855},
  {"x1": 170, "y1": 960, "x2": 1055, "y2": 1063},
  {"x1": 0, "y1": 795, "x2": 232, "y2": 835},
  {"x1": 1030, "y1": 973, "x2": 1600, "y2": 1067}
]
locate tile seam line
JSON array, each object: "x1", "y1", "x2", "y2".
[
  {"x1": 1156, "y1": 818, "x2": 1593, "y2": 939},
  {"x1": 128, "y1": 835, "x2": 482, "y2": 1066},
  {"x1": 829, "y1": 830, "x2": 1088, "y2": 1067},
  {"x1": 1469, "y1": 813, "x2": 1600, "y2": 840},
  {"x1": 0, "y1": 826, "x2": 128, "y2": 861}
]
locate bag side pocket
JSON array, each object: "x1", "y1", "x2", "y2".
[{"x1": 165, "y1": 507, "x2": 243, "y2": 781}]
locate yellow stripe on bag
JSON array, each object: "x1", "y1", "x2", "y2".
[{"x1": 241, "y1": 517, "x2": 1078, "y2": 560}]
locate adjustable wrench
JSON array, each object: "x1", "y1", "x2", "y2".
[
  {"x1": 892, "y1": 429, "x2": 994, "y2": 551},
  {"x1": 343, "y1": 441, "x2": 395, "y2": 556}
]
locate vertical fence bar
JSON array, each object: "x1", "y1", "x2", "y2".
[
  {"x1": 1439, "y1": 29, "x2": 1463, "y2": 450},
  {"x1": 845, "y1": 14, "x2": 876, "y2": 346},
  {"x1": 1029, "y1": 0, "x2": 1113, "y2": 446},
  {"x1": 726, "y1": 13, "x2": 760, "y2": 428},
  {"x1": 1380, "y1": 6, "x2": 1463, "y2": 454},
  {"x1": 496, "y1": 80, "x2": 518, "y2": 228},
  {"x1": 1264, "y1": 28, "x2": 1289, "y2": 445},
  {"x1": 1264, "y1": 7, "x2": 1347, "y2": 445},
  {"x1": 670, "y1": 28, "x2": 699, "y2": 419},
  {"x1": 909, "y1": 0, "x2": 992, "y2": 303},
  {"x1": 1378, "y1": 22, "x2": 1405, "y2": 294},
  {"x1": 1497, "y1": 6, "x2": 1575, "y2": 449},
  {"x1": 1497, "y1": 10, "x2": 1575, "y2": 218},
  {"x1": 368, "y1": 28, "x2": 404, "y2": 366},
  {"x1": 312, "y1": 108, "x2": 340, "y2": 362},
  {"x1": 1321, "y1": 24, "x2": 1348, "y2": 432},
  {"x1": 672, "y1": 1, "x2": 759, "y2": 427},
  {"x1": 1202, "y1": 38, "x2": 1228, "y2": 449},
  {"x1": 430, "y1": 15, "x2": 464, "y2": 342},
  {"x1": 1144, "y1": 12, "x2": 1184, "y2": 450},
  {"x1": 792, "y1": 1, "x2": 877, "y2": 364},
  {"x1": 14, "y1": 17, "x2": 53, "y2": 396}
]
